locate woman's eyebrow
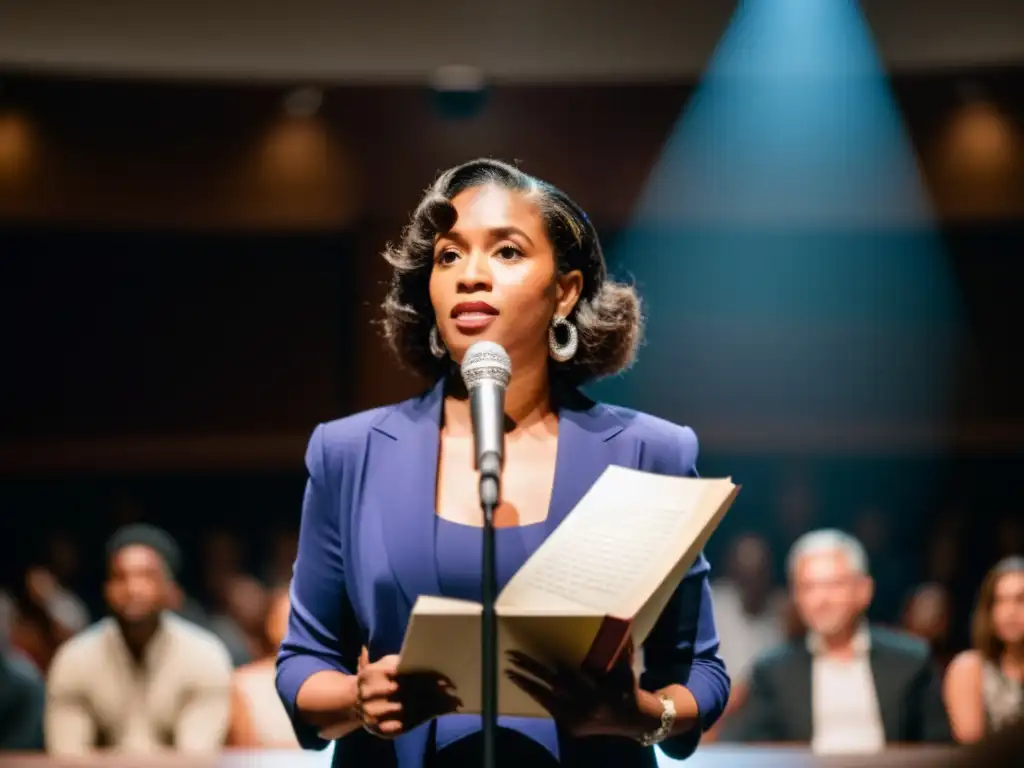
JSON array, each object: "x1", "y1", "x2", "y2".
[{"x1": 436, "y1": 226, "x2": 535, "y2": 248}]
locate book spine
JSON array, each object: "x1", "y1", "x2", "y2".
[{"x1": 581, "y1": 615, "x2": 633, "y2": 675}]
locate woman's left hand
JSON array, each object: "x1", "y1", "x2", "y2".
[{"x1": 504, "y1": 642, "x2": 643, "y2": 738}]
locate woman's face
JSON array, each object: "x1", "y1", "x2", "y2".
[
  {"x1": 429, "y1": 184, "x2": 582, "y2": 368},
  {"x1": 991, "y1": 569, "x2": 1024, "y2": 646}
]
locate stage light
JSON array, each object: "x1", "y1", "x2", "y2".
[
  {"x1": 0, "y1": 111, "x2": 33, "y2": 180},
  {"x1": 947, "y1": 100, "x2": 1016, "y2": 175},
  {"x1": 594, "y1": 0, "x2": 962, "y2": 452}
]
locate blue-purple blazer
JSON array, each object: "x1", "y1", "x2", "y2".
[{"x1": 276, "y1": 380, "x2": 730, "y2": 767}]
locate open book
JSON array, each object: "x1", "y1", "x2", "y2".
[{"x1": 397, "y1": 465, "x2": 739, "y2": 717}]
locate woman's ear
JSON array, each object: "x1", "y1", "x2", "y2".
[{"x1": 555, "y1": 269, "x2": 584, "y2": 318}]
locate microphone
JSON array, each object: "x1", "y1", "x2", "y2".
[
  {"x1": 459, "y1": 340, "x2": 510, "y2": 768},
  {"x1": 460, "y1": 341, "x2": 512, "y2": 506}
]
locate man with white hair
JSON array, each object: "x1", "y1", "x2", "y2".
[{"x1": 720, "y1": 529, "x2": 951, "y2": 753}]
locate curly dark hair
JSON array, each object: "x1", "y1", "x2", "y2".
[{"x1": 381, "y1": 158, "x2": 642, "y2": 386}]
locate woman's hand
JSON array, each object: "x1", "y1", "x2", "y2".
[
  {"x1": 355, "y1": 648, "x2": 462, "y2": 738},
  {"x1": 505, "y1": 643, "x2": 644, "y2": 738}
]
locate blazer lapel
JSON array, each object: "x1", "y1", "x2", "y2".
[
  {"x1": 869, "y1": 632, "x2": 903, "y2": 741},
  {"x1": 372, "y1": 386, "x2": 641, "y2": 609},
  {"x1": 785, "y1": 643, "x2": 815, "y2": 742},
  {"x1": 544, "y1": 393, "x2": 639, "y2": 538},
  {"x1": 372, "y1": 380, "x2": 445, "y2": 612}
]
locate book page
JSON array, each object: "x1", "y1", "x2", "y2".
[
  {"x1": 628, "y1": 480, "x2": 740, "y2": 642},
  {"x1": 497, "y1": 466, "x2": 710, "y2": 615},
  {"x1": 398, "y1": 468, "x2": 740, "y2": 707},
  {"x1": 398, "y1": 600, "x2": 606, "y2": 716},
  {"x1": 409, "y1": 595, "x2": 482, "y2": 615}
]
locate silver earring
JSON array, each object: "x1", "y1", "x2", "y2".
[
  {"x1": 548, "y1": 315, "x2": 578, "y2": 362},
  {"x1": 429, "y1": 325, "x2": 447, "y2": 359}
]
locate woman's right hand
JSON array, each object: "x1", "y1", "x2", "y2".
[{"x1": 355, "y1": 647, "x2": 462, "y2": 738}]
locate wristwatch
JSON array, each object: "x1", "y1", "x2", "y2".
[{"x1": 638, "y1": 693, "x2": 676, "y2": 747}]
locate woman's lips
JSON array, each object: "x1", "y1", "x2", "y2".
[
  {"x1": 451, "y1": 302, "x2": 498, "y2": 332},
  {"x1": 453, "y1": 312, "x2": 497, "y2": 331}
]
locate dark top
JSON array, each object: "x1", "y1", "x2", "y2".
[
  {"x1": 433, "y1": 517, "x2": 558, "y2": 766},
  {"x1": 720, "y1": 626, "x2": 953, "y2": 745},
  {"x1": 0, "y1": 651, "x2": 45, "y2": 751}
]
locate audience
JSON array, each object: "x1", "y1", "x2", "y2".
[
  {"x1": 852, "y1": 506, "x2": 911, "y2": 623},
  {"x1": 210, "y1": 574, "x2": 269, "y2": 668},
  {"x1": 943, "y1": 556, "x2": 1024, "y2": 742},
  {"x1": 710, "y1": 533, "x2": 790, "y2": 688},
  {"x1": 201, "y1": 531, "x2": 256, "y2": 667},
  {"x1": 720, "y1": 529, "x2": 952, "y2": 753},
  {"x1": 704, "y1": 534, "x2": 792, "y2": 741},
  {"x1": 0, "y1": 590, "x2": 45, "y2": 751},
  {"x1": 228, "y1": 587, "x2": 299, "y2": 748},
  {"x1": 0, "y1": 476, "x2": 1014, "y2": 757},
  {"x1": 45, "y1": 525, "x2": 233, "y2": 756},
  {"x1": 263, "y1": 530, "x2": 299, "y2": 588},
  {"x1": 903, "y1": 582, "x2": 956, "y2": 672}
]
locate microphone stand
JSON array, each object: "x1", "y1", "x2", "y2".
[{"x1": 478, "y1": 453, "x2": 501, "y2": 768}]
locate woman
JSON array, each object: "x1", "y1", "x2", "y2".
[
  {"x1": 229, "y1": 588, "x2": 298, "y2": 748},
  {"x1": 944, "y1": 556, "x2": 1024, "y2": 742},
  {"x1": 275, "y1": 159, "x2": 730, "y2": 767}
]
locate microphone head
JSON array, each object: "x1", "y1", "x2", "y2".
[{"x1": 460, "y1": 341, "x2": 512, "y2": 391}]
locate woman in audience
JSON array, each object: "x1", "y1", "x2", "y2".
[
  {"x1": 944, "y1": 556, "x2": 1024, "y2": 742},
  {"x1": 228, "y1": 587, "x2": 298, "y2": 748}
]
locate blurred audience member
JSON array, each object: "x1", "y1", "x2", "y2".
[
  {"x1": 925, "y1": 518, "x2": 965, "y2": 586},
  {"x1": 924, "y1": 521, "x2": 972, "y2": 649},
  {"x1": 944, "y1": 556, "x2": 1024, "y2": 743},
  {"x1": 903, "y1": 582, "x2": 955, "y2": 671},
  {"x1": 0, "y1": 590, "x2": 45, "y2": 751},
  {"x1": 227, "y1": 587, "x2": 298, "y2": 748},
  {"x1": 263, "y1": 529, "x2": 298, "y2": 587},
  {"x1": 45, "y1": 530, "x2": 87, "y2": 595},
  {"x1": 9, "y1": 527, "x2": 93, "y2": 669},
  {"x1": 721, "y1": 529, "x2": 951, "y2": 753},
  {"x1": 7, "y1": 597, "x2": 58, "y2": 673},
  {"x1": 24, "y1": 565, "x2": 89, "y2": 643},
  {"x1": 168, "y1": 580, "x2": 213, "y2": 630},
  {"x1": 200, "y1": 530, "x2": 252, "y2": 666},
  {"x1": 202, "y1": 529, "x2": 244, "y2": 604},
  {"x1": 853, "y1": 506, "x2": 910, "y2": 623},
  {"x1": 710, "y1": 533, "x2": 788, "y2": 685},
  {"x1": 45, "y1": 525, "x2": 233, "y2": 756},
  {"x1": 775, "y1": 469, "x2": 817, "y2": 552},
  {"x1": 210, "y1": 575, "x2": 267, "y2": 667}
]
